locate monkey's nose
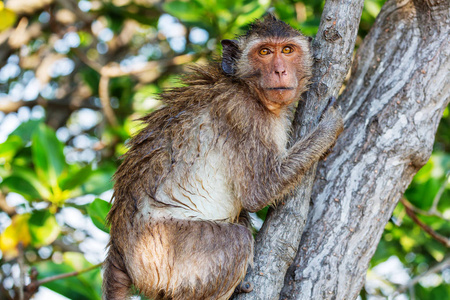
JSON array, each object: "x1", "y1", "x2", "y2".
[{"x1": 274, "y1": 70, "x2": 287, "y2": 78}]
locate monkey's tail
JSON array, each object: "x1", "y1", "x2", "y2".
[{"x1": 102, "y1": 247, "x2": 132, "y2": 300}]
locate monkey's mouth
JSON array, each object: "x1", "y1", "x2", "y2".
[{"x1": 266, "y1": 87, "x2": 294, "y2": 91}]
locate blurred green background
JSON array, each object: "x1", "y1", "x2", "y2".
[{"x1": 0, "y1": 0, "x2": 448, "y2": 299}]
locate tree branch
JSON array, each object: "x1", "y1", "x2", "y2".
[
  {"x1": 56, "y1": 0, "x2": 94, "y2": 24},
  {"x1": 394, "y1": 256, "x2": 450, "y2": 296},
  {"x1": 98, "y1": 75, "x2": 119, "y2": 128},
  {"x1": 38, "y1": 262, "x2": 102, "y2": 285},
  {"x1": 24, "y1": 263, "x2": 102, "y2": 299},
  {"x1": 0, "y1": 97, "x2": 99, "y2": 114},
  {"x1": 430, "y1": 171, "x2": 449, "y2": 216},
  {"x1": 95, "y1": 54, "x2": 197, "y2": 128},
  {"x1": 18, "y1": 243, "x2": 25, "y2": 300},
  {"x1": 401, "y1": 198, "x2": 450, "y2": 247}
]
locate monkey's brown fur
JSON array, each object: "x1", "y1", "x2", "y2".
[{"x1": 103, "y1": 15, "x2": 343, "y2": 300}]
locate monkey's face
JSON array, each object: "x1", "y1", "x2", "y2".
[{"x1": 245, "y1": 37, "x2": 309, "y2": 114}]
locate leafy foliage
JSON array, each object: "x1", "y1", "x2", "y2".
[{"x1": 0, "y1": 0, "x2": 447, "y2": 299}]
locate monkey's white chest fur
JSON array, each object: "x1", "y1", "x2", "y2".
[
  {"x1": 154, "y1": 149, "x2": 238, "y2": 221},
  {"x1": 139, "y1": 116, "x2": 238, "y2": 222}
]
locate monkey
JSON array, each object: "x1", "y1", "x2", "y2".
[{"x1": 103, "y1": 14, "x2": 343, "y2": 300}]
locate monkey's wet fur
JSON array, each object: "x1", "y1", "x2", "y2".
[{"x1": 103, "y1": 14, "x2": 343, "y2": 300}]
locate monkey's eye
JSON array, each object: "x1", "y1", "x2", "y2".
[
  {"x1": 259, "y1": 48, "x2": 270, "y2": 55},
  {"x1": 282, "y1": 46, "x2": 293, "y2": 54}
]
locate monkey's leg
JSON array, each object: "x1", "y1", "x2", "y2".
[
  {"x1": 102, "y1": 246, "x2": 132, "y2": 300},
  {"x1": 233, "y1": 211, "x2": 254, "y2": 294},
  {"x1": 127, "y1": 217, "x2": 254, "y2": 300}
]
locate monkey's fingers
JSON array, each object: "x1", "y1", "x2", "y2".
[
  {"x1": 317, "y1": 96, "x2": 337, "y2": 123},
  {"x1": 324, "y1": 96, "x2": 337, "y2": 111},
  {"x1": 321, "y1": 141, "x2": 337, "y2": 160},
  {"x1": 235, "y1": 281, "x2": 254, "y2": 294}
]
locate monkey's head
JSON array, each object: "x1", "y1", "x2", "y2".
[{"x1": 221, "y1": 15, "x2": 313, "y2": 114}]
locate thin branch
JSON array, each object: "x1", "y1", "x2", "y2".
[
  {"x1": 0, "y1": 97, "x2": 100, "y2": 114},
  {"x1": 73, "y1": 46, "x2": 197, "y2": 79},
  {"x1": 404, "y1": 172, "x2": 450, "y2": 220},
  {"x1": 71, "y1": 48, "x2": 103, "y2": 73},
  {"x1": 0, "y1": 267, "x2": 14, "y2": 300},
  {"x1": 18, "y1": 243, "x2": 25, "y2": 300},
  {"x1": 406, "y1": 204, "x2": 446, "y2": 220},
  {"x1": 98, "y1": 74, "x2": 119, "y2": 128},
  {"x1": 55, "y1": 0, "x2": 94, "y2": 24},
  {"x1": 430, "y1": 172, "x2": 449, "y2": 214},
  {"x1": 38, "y1": 262, "x2": 102, "y2": 285},
  {"x1": 394, "y1": 256, "x2": 450, "y2": 296},
  {"x1": 24, "y1": 263, "x2": 103, "y2": 298},
  {"x1": 95, "y1": 53, "x2": 197, "y2": 128},
  {"x1": 401, "y1": 198, "x2": 450, "y2": 247}
]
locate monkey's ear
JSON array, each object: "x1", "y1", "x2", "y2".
[{"x1": 221, "y1": 39, "x2": 240, "y2": 75}]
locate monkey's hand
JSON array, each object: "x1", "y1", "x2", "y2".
[{"x1": 318, "y1": 96, "x2": 338, "y2": 122}]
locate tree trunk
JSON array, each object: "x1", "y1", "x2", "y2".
[
  {"x1": 235, "y1": 0, "x2": 450, "y2": 299},
  {"x1": 281, "y1": 0, "x2": 450, "y2": 299},
  {"x1": 234, "y1": 0, "x2": 365, "y2": 299}
]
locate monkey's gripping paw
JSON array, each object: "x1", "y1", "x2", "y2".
[
  {"x1": 235, "y1": 281, "x2": 254, "y2": 294},
  {"x1": 319, "y1": 101, "x2": 344, "y2": 139},
  {"x1": 319, "y1": 96, "x2": 340, "y2": 123},
  {"x1": 325, "y1": 96, "x2": 337, "y2": 111},
  {"x1": 321, "y1": 140, "x2": 337, "y2": 160}
]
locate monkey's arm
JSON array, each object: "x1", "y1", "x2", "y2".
[{"x1": 242, "y1": 106, "x2": 343, "y2": 212}]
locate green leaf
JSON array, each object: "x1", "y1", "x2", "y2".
[
  {"x1": 255, "y1": 205, "x2": 269, "y2": 221},
  {"x1": 11, "y1": 119, "x2": 43, "y2": 143},
  {"x1": 80, "y1": 165, "x2": 115, "y2": 195},
  {"x1": 132, "y1": 84, "x2": 161, "y2": 113},
  {"x1": 87, "y1": 198, "x2": 112, "y2": 233},
  {"x1": 80, "y1": 67, "x2": 101, "y2": 94},
  {"x1": 1, "y1": 176, "x2": 42, "y2": 201},
  {"x1": 1, "y1": 166, "x2": 51, "y2": 201},
  {"x1": 28, "y1": 210, "x2": 60, "y2": 247},
  {"x1": 424, "y1": 240, "x2": 446, "y2": 262},
  {"x1": 234, "y1": 0, "x2": 270, "y2": 27},
  {"x1": 0, "y1": 135, "x2": 23, "y2": 161},
  {"x1": 35, "y1": 252, "x2": 102, "y2": 300},
  {"x1": 364, "y1": 0, "x2": 383, "y2": 18},
  {"x1": 163, "y1": 0, "x2": 205, "y2": 22},
  {"x1": 31, "y1": 123, "x2": 66, "y2": 188},
  {"x1": 59, "y1": 165, "x2": 93, "y2": 191}
]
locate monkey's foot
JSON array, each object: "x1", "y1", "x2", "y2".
[{"x1": 235, "y1": 281, "x2": 254, "y2": 294}]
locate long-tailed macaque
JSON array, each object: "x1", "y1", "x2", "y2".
[{"x1": 103, "y1": 15, "x2": 343, "y2": 300}]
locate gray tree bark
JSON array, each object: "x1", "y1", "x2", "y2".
[
  {"x1": 281, "y1": 0, "x2": 450, "y2": 299},
  {"x1": 236, "y1": 0, "x2": 450, "y2": 299},
  {"x1": 234, "y1": 0, "x2": 365, "y2": 299}
]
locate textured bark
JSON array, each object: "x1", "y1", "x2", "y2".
[
  {"x1": 281, "y1": 0, "x2": 450, "y2": 299},
  {"x1": 233, "y1": 1, "x2": 365, "y2": 299}
]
